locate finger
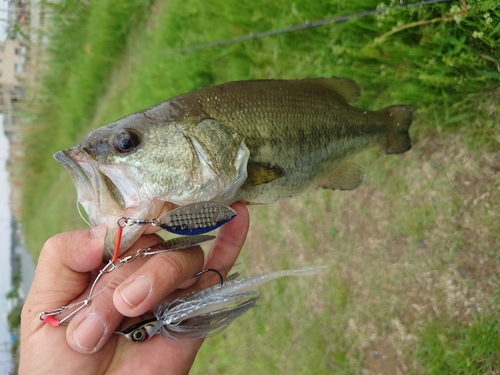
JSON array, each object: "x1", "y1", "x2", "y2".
[
  {"x1": 19, "y1": 227, "x2": 109, "y2": 374},
  {"x1": 113, "y1": 245, "x2": 204, "y2": 316},
  {"x1": 170, "y1": 201, "x2": 250, "y2": 294},
  {"x1": 110, "y1": 335, "x2": 204, "y2": 374},
  {"x1": 204, "y1": 201, "x2": 249, "y2": 278},
  {"x1": 64, "y1": 233, "x2": 165, "y2": 354},
  {"x1": 22, "y1": 225, "x2": 106, "y2": 331},
  {"x1": 20, "y1": 226, "x2": 111, "y2": 373},
  {"x1": 114, "y1": 202, "x2": 248, "y2": 316}
]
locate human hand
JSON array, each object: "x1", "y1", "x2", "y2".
[{"x1": 19, "y1": 202, "x2": 249, "y2": 375}]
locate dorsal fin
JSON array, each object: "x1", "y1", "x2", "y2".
[{"x1": 303, "y1": 77, "x2": 361, "y2": 103}]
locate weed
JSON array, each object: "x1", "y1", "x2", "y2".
[{"x1": 416, "y1": 316, "x2": 500, "y2": 374}]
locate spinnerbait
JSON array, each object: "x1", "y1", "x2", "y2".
[
  {"x1": 39, "y1": 202, "x2": 236, "y2": 327},
  {"x1": 116, "y1": 266, "x2": 326, "y2": 342}
]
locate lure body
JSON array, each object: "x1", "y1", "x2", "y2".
[{"x1": 117, "y1": 266, "x2": 325, "y2": 341}]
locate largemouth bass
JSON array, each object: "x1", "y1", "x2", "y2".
[{"x1": 54, "y1": 78, "x2": 412, "y2": 258}]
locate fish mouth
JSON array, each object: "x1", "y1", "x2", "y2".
[
  {"x1": 54, "y1": 149, "x2": 97, "y2": 208},
  {"x1": 55, "y1": 148, "x2": 168, "y2": 259},
  {"x1": 54, "y1": 149, "x2": 126, "y2": 221},
  {"x1": 54, "y1": 148, "x2": 130, "y2": 258}
]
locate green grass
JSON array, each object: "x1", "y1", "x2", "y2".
[
  {"x1": 416, "y1": 317, "x2": 500, "y2": 374},
  {"x1": 20, "y1": 0, "x2": 500, "y2": 373},
  {"x1": 22, "y1": 0, "x2": 154, "y2": 242}
]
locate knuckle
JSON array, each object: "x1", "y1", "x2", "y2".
[
  {"x1": 153, "y1": 248, "x2": 204, "y2": 284},
  {"x1": 42, "y1": 232, "x2": 66, "y2": 252},
  {"x1": 165, "y1": 254, "x2": 189, "y2": 279}
]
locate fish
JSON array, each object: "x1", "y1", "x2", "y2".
[
  {"x1": 116, "y1": 266, "x2": 325, "y2": 342},
  {"x1": 54, "y1": 78, "x2": 412, "y2": 258}
]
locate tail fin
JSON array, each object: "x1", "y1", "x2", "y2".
[{"x1": 380, "y1": 105, "x2": 412, "y2": 154}]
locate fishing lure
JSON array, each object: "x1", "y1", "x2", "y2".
[
  {"x1": 117, "y1": 202, "x2": 237, "y2": 236},
  {"x1": 39, "y1": 202, "x2": 236, "y2": 326},
  {"x1": 116, "y1": 266, "x2": 325, "y2": 342},
  {"x1": 39, "y1": 201, "x2": 324, "y2": 343},
  {"x1": 112, "y1": 202, "x2": 236, "y2": 261}
]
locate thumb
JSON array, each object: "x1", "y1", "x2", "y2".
[{"x1": 21, "y1": 225, "x2": 106, "y2": 333}]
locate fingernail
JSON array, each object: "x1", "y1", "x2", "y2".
[
  {"x1": 73, "y1": 315, "x2": 106, "y2": 351},
  {"x1": 91, "y1": 223, "x2": 107, "y2": 238},
  {"x1": 120, "y1": 276, "x2": 152, "y2": 308}
]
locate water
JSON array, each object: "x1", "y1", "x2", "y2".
[
  {"x1": 17, "y1": 236, "x2": 35, "y2": 300},
  {"x1": 1, "y1": 228, "x2": 35, "y2": 374}
]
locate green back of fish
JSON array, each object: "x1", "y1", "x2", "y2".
[{"x1": 155, "y1": 78, "x2": 411, "y2": 202}]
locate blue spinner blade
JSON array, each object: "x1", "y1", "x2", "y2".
[{"x1": 157, "y1": 202, "x2": 237, "y2": 235}]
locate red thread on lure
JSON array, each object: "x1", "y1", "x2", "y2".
[{"x1": 112, "y1": 225, "x2": 123, "y2": 262}]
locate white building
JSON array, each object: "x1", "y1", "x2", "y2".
[{"x1": 0, "y1": 40, "x2": 25, "y2": 116}]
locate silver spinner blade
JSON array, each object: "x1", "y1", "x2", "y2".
[
  {"x1": 158, "y1": 202, "x2": 236, "y2": 235},
  {"x1": 147, "y1": 235, "x2": 216, "y2": 254}
]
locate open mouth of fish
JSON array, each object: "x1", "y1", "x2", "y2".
[
  {"x1": 54, "y1": 149, "x2": 124, "y2": 217},
  {"x1": 54, "y1": 148, "x2": 163, "y2": 259}
]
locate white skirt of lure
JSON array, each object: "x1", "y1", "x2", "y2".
[
  {"x1": 118, "y1": 266, "x2": 326, "y2": 342},
  {"x1": 156, "y1": 266, "x2": 326, "y2": 340}
]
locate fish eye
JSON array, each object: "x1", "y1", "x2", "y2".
[{"x1": 113, "y1": 129, "x2": 141, "y2": 154}]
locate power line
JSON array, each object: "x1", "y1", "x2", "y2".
[{"x1": 165, "y1": 0, "x2": 453, "y2": 55}]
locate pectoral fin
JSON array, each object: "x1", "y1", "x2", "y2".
[
  {"x1": 243, "y1": 162, "x2": 285, "y2": 188},
  {"x1": 318, "y1": 161, "x2": 364, "y2": 191}
]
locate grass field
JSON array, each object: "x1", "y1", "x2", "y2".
[{"x1": 20, "y1": 0, "x2": 499, "y2": 373}]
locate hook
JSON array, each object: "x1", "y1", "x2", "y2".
[{"x1": 192, "y1": 268, "x2": 224, "y2": 287}]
